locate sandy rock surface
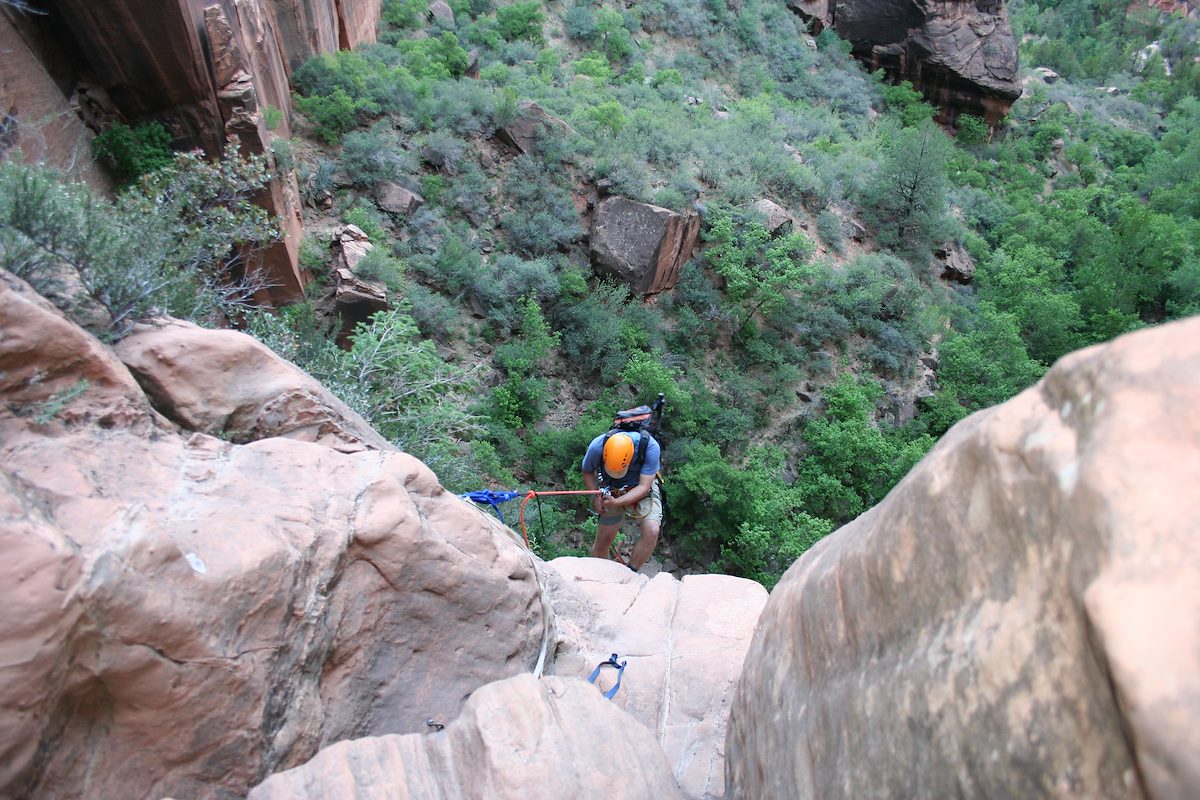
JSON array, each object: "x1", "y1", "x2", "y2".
[
  {"x1": 727, "y1": 318, "x2": 1200, "y2": 799},
  {"x1": 248, "y1": 674, "x2": 685, "y2": 800},
  {"x1": 547, "y1": 558, "x2": 768, "y2": 799},
  {"x1": 116, "y1": 318, "x2": 390, "y2": 452}
]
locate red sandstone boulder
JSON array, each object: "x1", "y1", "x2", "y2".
[
  {"x1": 727, "y1": 318, "x2": 1200, "y2": 799},
  {"x1": 791, "y1": 0, "x2": 1022, "y2": 124},
  {"x1": 248, "y1": 674, "x2": 686, "y2": 799},
  {"x1": 589, "y1": 197, "x2": 701, "y2": 294},
  {"x1": 115, "y1": 318, "x2": 390, "y2": 453},
  {"x1": 0, "y1": 270, "x2": 544, "y2": 800},
  {"x1": 495, "y1": 100, "x2": 573, "y2": 156}
]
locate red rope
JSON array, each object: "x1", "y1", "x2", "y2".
[{"x1": 518, "y1": 489, "x2": 603, "y2": 549}]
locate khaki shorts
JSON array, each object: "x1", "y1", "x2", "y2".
[{"x1": 599, "y1": 480, "x2": 663, "y2": 527}]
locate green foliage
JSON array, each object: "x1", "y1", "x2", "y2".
[
  {"x1": 797, "y1": 373, "x2": 933, "y2": 523},
  {"x1": 496, "y1": 1, "x2": 545, "y2": 44},
  {"x1": 92, "y1": 121, "x2": 174, "y2": 184},
  {"x1": 489, "y1": 297, "x2": 561, "y2": 428},
  {"x1": 703, "y1": 209, "x2": 815, "y2": 332},
  {"x1": 394, "y1": 32, "x2": 470, "y2": 79},
  {"x1": 571, "y1": 52, "x2": 613, "y2": 81},
  {"x1": 860, "y1": 121, "x2": 953, "y2": 256},
  {"x1": 881, "y1": 80, "x2": 935, "y2": 127},
  {"x1": 353, "y1": 247, "x2": 405, "y2": 291},
  {"x1": 955, "y1": 114, "x2": 988, "y2": 145},
  {"x1": 930, "y1": 302, "x2": 1045, "y2": 432},
  {"x1": 294, "y1": 87, "x2": 367, "y2": 144},
  {"x1": 343, "y1": 204, "x2": 388, "y2": 243},
  {"x1": 262, "y1": 106, "x2": 285, "y2": 130},
  {"x1": 500, "y1": 155, "x2": 581, "y2": 256},
  {"x1": 341, "y1": 126, "x2": 413, "y2": 187},
  {"x1": 1, "y1": 145, "x2": 276, "y2": 337},
  {"x1": 382, "y1": 0, "x2": 427, "y2": 29}
]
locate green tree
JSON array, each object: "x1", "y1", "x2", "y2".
[
  {"x1": 861, "y1": 121, "x2": 953, "y2": 255},
  {"x1": 92, "y1": 121, "x2": 174, "y2": 184}
]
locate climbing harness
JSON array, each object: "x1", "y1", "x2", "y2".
[{"x1": 587, "y1": 653, "x2": 627, "y2": 700}]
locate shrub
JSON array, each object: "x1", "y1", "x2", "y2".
[
  {"x1": 496, "y1": 1, "x2": 545, "y2": 44},
  {"x1": 353, "y1": 247, "x2": 405, "y2": 291},
  {"x1": 564, "y1": 4, "x2": 598, "y2": 41},
  {"x1": 341, "y1": 127, "x2": 413, "y2": 187},
  {"x1": 1, "y1": 145, "x2": 277, "y2": 337},
  {"x1": 262, "y1": 106, "x2": 285, "y2": 130},
  {"x1": 91, "y1": 121, "x2": 174, "y2": 184},
  {"x1": 343, "y1": 204, "x2": 388, "y2": 243},
  {"x1": 571, "y1": 52, "x2": 613, "y2": 81},
  {"x1": 294, "y1": 88, "x2": 365, "y2": 144},
  {"x1": 956, "y1": 114, "x2": 988, "y2": 145}
]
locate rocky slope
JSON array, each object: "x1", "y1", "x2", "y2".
[
  {"x1": 727, "y1": 317, "x2": 1200, "y2": 799},
  {"x1": 0, "y1": 268, "x2": 766, "y2": 799}
]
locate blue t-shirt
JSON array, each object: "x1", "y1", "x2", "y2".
[{"x1": 581, "y1": 431, "x2": 661, "y2": 490}]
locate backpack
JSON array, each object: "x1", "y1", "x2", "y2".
[{"x1": 599, "y1": 397, "x2": 665, "y2": 481}]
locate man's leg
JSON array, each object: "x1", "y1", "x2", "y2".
[
  {"x1": 627, "y1": 518, "x2": 660, "y2": 571},
  {"x1": 591, "y1": 521, "x2": 621, "y2": 560}
]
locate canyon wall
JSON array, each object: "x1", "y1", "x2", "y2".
[{"x1": 0, "y1": 0, "x2": 382, "y2": 304}]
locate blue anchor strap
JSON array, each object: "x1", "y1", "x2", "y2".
[{"x1": 587, "y1": 653, "x2": 627, "y2": 700}]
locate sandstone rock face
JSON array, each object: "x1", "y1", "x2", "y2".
[
  {"x1": 7, "y1": 0, "x2": 385, "y2": 305},
  {"x1": 792, "y1": 0, "x2": 1022, "y2": 124},
  {"x1": 0, "y1": 10, "x2": 110, "y2": 187},
  {"x1": 547, "y1": 558, "x2": 768, "y2": 799},
  {"x1": 248, "y1": 674, "x2": 686, "y2": 799},
  {"x1": 0, "y1": 270, "x2": 545, "y2": 800},
  {"x1": 590, "y1": 197, "x2": 702, "y2": 295},
  {"x1": 495, "y1": 100, "x2": 573, "y2": 156},
  {"x1": 115, "y1": 318, "x2": 390, "y2": 452},
  {"x1": 378, "y1": 182, "x2": 426, "y2": 215},
  {"x1": 727, "y1": 318, "x2": 1200, "y2": 799},
  {"x1": 935, "y1": 239, "x2": 976, "y2": 283},
  {"x1": 754, "y1": 198, "x2": 793, "y2": 235}
]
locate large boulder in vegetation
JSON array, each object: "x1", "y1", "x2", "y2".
[
  {"x1": 546, "y1": 558, "x2": 768, "y2": 800},
  {"x1": 0, "y1": 270, "x2": 546, "y2": 799},
  {"x1": 115, "y1": 318, "x2": 390, "y2": 453},
  {"x1": 727, "y1": 318, "x2": 1200, "y2": 799},
  {"x1": 590, "y1": 197, "x2": 702, "y2": 294},
  {"x1": 792, "y1": 0, "x2": 1021, "y2": 124},
  {"x1": 248, "y1": 673, "x2": 685, "y2": 799},
  {"x1": 495, "y1": 100, "x2": 573, "y2": 156}
]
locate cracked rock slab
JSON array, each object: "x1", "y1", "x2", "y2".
[
  {"x1": 248, "y1": 674, "x2": 685, "y2": 800},
  {"x1": 544, "y1": 558, "x2": 767, "y2": 799}
]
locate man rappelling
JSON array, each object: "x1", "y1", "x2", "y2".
[{"x1": 580, "y1": 399, "x2": 665, "y2": 572}]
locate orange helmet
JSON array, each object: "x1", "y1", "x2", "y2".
[{"x1": 603, "y1": 433, "x2": 636, "y2": 478}]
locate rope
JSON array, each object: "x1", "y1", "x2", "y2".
[{"x1": 518, "y1": 489, "x2": 602, "y2": 549}]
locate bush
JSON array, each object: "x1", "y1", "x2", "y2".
[
  {"x1": 341, "y1": 127, "x2": 413, "y2": 187},
  {"x1": 1, "y1": 145, "x2": 277, "y2": 337},
  {"x1": 496, "y1": 1, "x2": 545, "y2": 44},
  {"x1": 343, "y1": 204, "x2": 389, "y2": 243},
  {"x1": 294, "y1": 88, "x2": 366, "y2": 144},
  {"x1": 92, "y1": 121, "x2": 174, "y2": 184},
  {"x1": 956, "y1": 114, "x2": 989, "y2": 145},
  {"x1": 564, "y1": 4, "x2": 598, "y2": 40},
  {"x1": 353, "y1": 246, "x2": 405, "y2": 291}
]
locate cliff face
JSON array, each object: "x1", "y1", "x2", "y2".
[
  {"x1": 789, "y1": 0, "x2": 1022, "y2": 124},
  {"x1": 0, "y1": 0, "x2": 382, "y2": 304}
]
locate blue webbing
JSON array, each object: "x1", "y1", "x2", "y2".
[
  {"x1": 587, "y1": 653, "x2": 627, "y2": 700},
  {"x1": 461, "y1": 489, "x2": 522, "y2": 525}
]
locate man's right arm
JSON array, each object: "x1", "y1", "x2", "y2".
[{"x1": 581, "y1": 469, "x2": 605, "y2": 515}]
